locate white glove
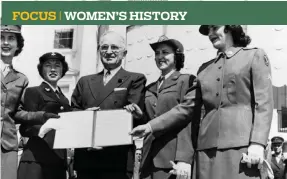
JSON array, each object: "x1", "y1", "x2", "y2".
[
  {"x1": 245, "y1": 143, "x2": 265, "y2": 168},
  {"x1": 169, "y1": 161, "x2": 191, "y2": 179},
  {"x1": 241, "y1": 153, "x2": 274, "y2": 179},
  {"x1": 38, "y1": 118, "x2": 61, "y2": 138}
]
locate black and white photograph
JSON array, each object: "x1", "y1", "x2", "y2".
[{"x1": 1, "y1": 25, "x2": 287, "y2": 179}]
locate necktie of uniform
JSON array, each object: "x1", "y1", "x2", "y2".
[
  {"x1": 55, "y1": 90, "x2": 60, "y2": 99},
  {"x1": 2, "y1": 65, "x2": 11, "y2": 77},
  {"x1": 158, "y1": 76, "x2": 165, "y2": 89},
  {"x1": 103, "y1": 70, "x2": 111, "y2": 85}
]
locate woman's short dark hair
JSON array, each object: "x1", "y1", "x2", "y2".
[
  {"x1": 14, "y1": 33, "x2": 25, "y2": 57},
  {"x1": 37, "y1": 53, "x2": 69, "y2": 79},
  {"x1": 174, "y1": 50, "x2": 185, "y2": 71},
  {"x1": 224, "y1": 25, "x2": 251, "y2": 47},
  {"x1": 164, "y1": 44, "x2": 185, "y2": 71}
]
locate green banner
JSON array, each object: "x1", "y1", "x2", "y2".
[{"x1": 2, "y1": 1, "x2": 287, "y2": 25}]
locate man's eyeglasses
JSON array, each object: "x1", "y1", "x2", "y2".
[{"x1": 99, "y1": 44, "x2": 122, "y2": 53}]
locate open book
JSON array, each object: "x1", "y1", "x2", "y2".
[{"x1": 53, "y1": 109, "x2": 133, "y2": 149}]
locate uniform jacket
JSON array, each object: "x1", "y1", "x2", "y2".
[
  {"x1": 71, "y1": 67, "x2": 146, "y2": 171},
  {"x1": 18, "y1": 82, "x2": 71, "y2": 166},
  {"x1": 142, "y1": 71, "x2": 195, "y2": 169},
  {"x1": 1, "y1": 68, "x2": 45, "y2": 151},
  {"x1": 149, "y1": 47, "x2": 274, "y2": 150},
  {"x1": 270, "y1": 155, "x2": 286, "y2": 179}
]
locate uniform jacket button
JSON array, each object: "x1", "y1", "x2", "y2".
[
  {"x1": 153, "y1": 103, "x2": 157, "y2": 107},
  {"x1": 217, "y1": 78, "x2": 220, "y2": 81},
  {"x1": 218, "y1": 66, "x2": 222, "y2": 69},
  {"x1": 216, "y1": 92, "x2": 219, "y2": 96},
  {"x1": 60, "y1": 106, "x2": 64, "y2": 110}
]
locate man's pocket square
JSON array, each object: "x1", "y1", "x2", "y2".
[{"x1": 114, "y1": 88, "x2": 127, "y2": 91}]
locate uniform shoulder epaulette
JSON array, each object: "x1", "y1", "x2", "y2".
[
  {"x1": 242, "y1": 46, "x2": 258, "y2": 50},
  {"x1": 197, "y1": 58, "x2": 216, "y2": 75},
  {"x1": 146, "y1": 81, "x2": 157, "y2": 89},
  {"x1": 15, "y1": 70, "x2": 27, "y2": 78}
]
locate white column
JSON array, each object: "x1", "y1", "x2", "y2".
[{"x1": 77, "y1": 25, "x2": 99, "y2": 78}]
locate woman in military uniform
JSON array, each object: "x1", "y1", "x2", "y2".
[
  {"x1": 130, "y1": 25, "x2": 274, "y2": 179},
  {"x1": 1, "y1": 25, "x2": 58, "y2": 179},
  {"x1": 126, "y1": 35, "x2": 196, "y2": 179},
  {"x1": 17, "y1": 52, "x2": 71, "y2": 179}
]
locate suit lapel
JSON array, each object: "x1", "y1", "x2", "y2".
[
  {"x1": 94, "y1": 68, "x2": 130, "y2": 107},
  {"x1": 57, "y1": 87, "x2": 70, "y2": 105},
  {"x1": 158, "y1": 71, "x2": 180, "y2": 93},
  {"x1": 88, "y1": 71, "x2": 104, "y2": 101},
  {"x1": 3, "y1": 70, "x2": 20, "y2": 85}
]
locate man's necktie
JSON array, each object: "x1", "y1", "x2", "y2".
[{"x1": 103, "y1": 70, "x2": 111, "y2": 85}]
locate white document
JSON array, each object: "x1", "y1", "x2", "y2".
[
  {"x1": 93, "y1": 110, "x2": 133, "y2": 147},
  {"x1": 54, "y1": 111, "x2": 95, "y2": 149},
  {"x1": 53, "y1": 110, "x2": 133, "y2": 149}
]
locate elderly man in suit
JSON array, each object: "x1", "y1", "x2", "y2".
[{"x1": 71, "y1": 31, "x2": 147, "y2": 179}]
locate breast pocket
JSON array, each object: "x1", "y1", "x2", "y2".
[
  {"x1": 113, "y1": 90, "x2": 127, "y2": 97},
  {"x1": 226, "y1": 75, "x2": 237, "y2": 104},
  {"x1": 6, "y1": 85, "x2": 25, "y2": 106}
]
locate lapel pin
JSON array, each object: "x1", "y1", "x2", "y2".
[
  {"x1": 45, "y1": 88, "x2": 51, "y2": 92},
  {"x1": 118, "y1": 79, "x2": 123, "y2": 83}
]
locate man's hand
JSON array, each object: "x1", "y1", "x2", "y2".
[
  {"x1": 244, "y1": 143, "x2": 264, "y2": 168},
  {"x1": 86, "y1": 107, "x2": 100, "y2": 111},
  {"x1": 169, "y1": 161, "x2": 191, "y2": 179},
  {"x1": 129, "y1": 124, "x2": 152, "y2": 139},
  {"x1": 124, "y1": 103, "x2": 143, "y2": 119},
  {"x1": 38, "y1": 118, "x2": 61, "y2": 138}
]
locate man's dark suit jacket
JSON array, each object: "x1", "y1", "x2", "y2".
[
  {"x1": 17, "y1": 82, "x2": 71, "y2": 166},
  {"x1": 71, "y1": 67, "x2": 146, "y2": 172}
]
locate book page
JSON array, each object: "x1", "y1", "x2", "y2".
[
  {"x1": 53, "y1": 111, "x2": 94, "y2": 149},
  {"x1": 93, "y1": 109, "x2": 133, "y2": 147}
]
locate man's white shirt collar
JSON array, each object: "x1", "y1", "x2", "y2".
[{"x1": 104, "y1": 65, "x2": 122, "y2": 77}]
